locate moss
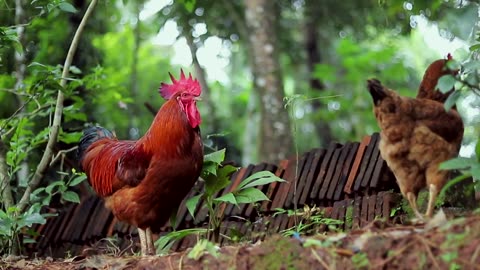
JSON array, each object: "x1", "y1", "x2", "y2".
[{"x1": 249, "y1": 236, "x2": 309, "y2": 270}]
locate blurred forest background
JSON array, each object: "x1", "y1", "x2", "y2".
[{"x1": 1, "y1": 0, "x2": 479, "y2": 167}]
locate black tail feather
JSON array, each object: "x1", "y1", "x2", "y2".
[{"x1": 77, "y1": 126, "x2": 115, "y2": 170}]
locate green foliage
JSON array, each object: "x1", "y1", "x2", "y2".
[
  {"x1": 157, "y1": 149, "x2": 285, "y2": 254},
  {"x1": 0, "y1": 36, "x2": 88, "y2": 255},
  {"x1": 187, "y1": 239, "x2": 219, "y2": 260},
  {"x1": 276, "y1": 206, "x2": 344, "y2": 236},
  {"x1": 156, "y1": 228, "x2": 207, "y2": 255}
]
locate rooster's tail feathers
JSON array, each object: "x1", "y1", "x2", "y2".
[{"x1": 77, "y1": 126, "x2": 115, "y2": 170}]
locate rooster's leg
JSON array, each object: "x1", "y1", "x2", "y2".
[
  {"x1": 138, "y1": 228, "x2": 148, "y2": 256},
  {"x1": 425, "y1": 184, "x2": 438, "y2": 218},
  {"x1": 146, "y1": 227, "x2": 155, "y2": 255},
  {"x1": 406, "y1": 192, "x2": 423, "y2": 220}
]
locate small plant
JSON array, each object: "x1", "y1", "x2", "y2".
[
  {"x1": 187, "y1": 148, "x2": 285, "y2": 242},
  {"x1": 351, "y1": 252, "x2": 370, "y2": 269},
  {"x1": 276, "y1": 205, "x2": 343, "y2": 236},
  {"x1": 155, "y1": 148, "x2": 285, "y2": 253},
  {"x1": 187, "y1": 239, "x2": 219, "y2": 260}
]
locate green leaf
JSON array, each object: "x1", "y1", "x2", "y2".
[
  {"x1": 188, "y1": 239, "x2": 219, "y2": 260},
  {"x1": 236, "y1": 171, "x2": 285, "y2": 190},
  {"x1": 204, "y1": 165, "x2": 236, "y2": 196},
  {"x1": 214, "y1": 192, "x2": 237, "y2": 205},
  {"x1": 58, "y1": 2, "x2": 77, "y2": 13},
  {"x1": 436, "y1": 75, "x2": 456, "y2": 94},
  {"x1": 469, "y1": 44, "x2": 480, "y2": 52},
  {"x1": 236, "y1": 171, "x2": 284, "y2": 191},
  {"x1": 62, "y1": 191, "x2": 80, "y2": 203},
  {"x1": 46, "y1": 181, "x2": 64, "y2": 194},
  {"x1": 155, "y1": 228, "x2": 207, "y2": 255},
  {"x1": 59, "y1": 131, "x2": 82, "y2": 144},
  {"x1": 69, "y1": 174, "x2": 86, "y2": 186},
  {"x1": 186, "y1": 194, "x2": 202, "y2": 219},
  {"x1": 235, "y1": 187, "x2": 269, "y2": 204},
  {"x1": 439, "y1": 157, "x2": 476, "y2": 170},
  {"x1": 470, "y1": 163, "x2": 480, "y2": 179},
  {"x1": 23, "y1": 213, "x2": 46, "y2": 227},
  {"x1": 444, "y1": 90, "x2": 461, "y2": 111},
  {"x1": 203, "y1": 149, "x2": 226, "y2": 165}
]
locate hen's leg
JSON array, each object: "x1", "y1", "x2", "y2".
[
  {"x1": 146, "y1": 227, "x2": 155, "y2": 255},
  {"x1": 425, "y1": 184, "x2": 438, "y2": 218},
  {"x1": 406, "y1": 192, "x2": 423, "y2": 220},
  {"x1": 138, "y1": 228, "x2": 148, "y2": 256}
]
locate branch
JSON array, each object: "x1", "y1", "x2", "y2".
[
  {"x1": 16, "y1": 0, "x2": 98, "y2": 213},
  {"x1": 0, "y1": 140, "x2": 14, "y2": 209},
  {"x1": 49, "y1": 146, "x2": 78, "y2": 167}
]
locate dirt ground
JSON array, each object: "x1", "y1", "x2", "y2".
[{"x1": 2, "y1": 211, "x2": 480, "y2": 270}]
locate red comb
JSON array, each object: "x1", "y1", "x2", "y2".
[{"x1": 159, "y1": 69, "x2": 201, "y2": 99}]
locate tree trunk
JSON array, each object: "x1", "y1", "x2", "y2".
[
  {"x1": 304, "y1": 2, "x2": 333, "y2": 146},
  {"x1": 244, "y1": 0, "x2": 292, "y2": 162},
  {"x1": 128, "y1": 3, "x2": 141, "y2": 139},
  {"x1": 14, "y1": 0, "x2": 29, "y2": 187},
  {"x1": 184, "y1": 30, "x2": 218, "y2": 134}
]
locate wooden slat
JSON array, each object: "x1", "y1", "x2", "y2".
[
  {"x1": 270, "y1": 160, "x2": 291, "y2": 210},
  {"x1": 221, "y1": 165, "x2": 255, "y2": 218},
  {"x1": 375, "y1": 192, "x2": 384, "y2": 219},
  {"x1": 344, "y1": 136, "x2": 371, "y2": 194},
  {"x1": 369, "y1": 154, "x2": 385, "y2": 188},
  {"x1": 352, "y1": 198, "x2": 361, "y2": 230},
  {"x1": 367, "y1": 194, "x2": 377, "y2": 222},
  {"x1": 261, "y1": 160, "x2": 287, "y2": 211},
  {"x1": 319, "y1": 148, "x2": 342, "y2": 200},
  {"x1": 360, "y1": 196, "x2": 369, "y2": 227},
  {"x1": 326, "y1": 143, "x2": 353, "y2": 200},
  {"x1": 177, "y1": 179, "x2": 204, "y2": 228},
  {"x1": 284, "y1": 152, "x2": 310, "y2": 208},
  {"x1": 334, "y1": 142, "x2": 359, "y2": 201},
  {"x1": 233, "y1": 163, "x2": 267, "y2": 216},
  {"x1": 299, "y1": 149, "x2": 326, "y2": 205},
  {"x1": 361, "y1": 136, "x2": 381, "y2": 188},
  {"x1": 354, "y1": 133, "x2": 379, "y2": 191},
  {"x1": 293, "y1": 149, "x2": 318, "y2": 207},
  {"x1": 245, "y1": 163, "x2": 277, "y2": 216},
  {"x1": 310, "y1": 142, "x2": 341, "y2": 200}
]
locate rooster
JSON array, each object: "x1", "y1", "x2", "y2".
[
  {"x1": 367, "y1": 75, "x2": 463, "y2": 220},
  {"x1": 77, "y1": 71, "x2": 204, "y2": 255}
]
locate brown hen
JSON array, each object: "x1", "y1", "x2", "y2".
[{"x1": 367, "y1": 78, "x2": 463, "y2": 219}]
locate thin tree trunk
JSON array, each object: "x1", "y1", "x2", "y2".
[
  {"x1": 221, "y1": 0, "x2": 260, "y2": 164},
  {"x1": 0, "y1": 141, "x2": 13, "y2": 209},
  {"x1": 245, "y1": 0, "x2": 293, "y2": 162},
  {"x1": 184, "y1": 31, "x2": 218, "y2": 133},
  {"x1": 14, "y1": 0, "x2": 29, "y2": 186},
  {"x1": 304, "y1": 2, "x2": 333, "y2": 146},
  {"x1": 129, "y1": 3, "x2": 141, "y2": 139}
]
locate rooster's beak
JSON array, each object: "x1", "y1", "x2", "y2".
[{"x1": 194, "y1": 96, "x2": 202, "y2": 101}]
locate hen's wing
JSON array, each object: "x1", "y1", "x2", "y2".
[
  {"x1": 82, "y1": 139, "x2": 152, "y2": 197},
  {"x1": 407, "y1": 98, "x2": 463, "y2": 144}
]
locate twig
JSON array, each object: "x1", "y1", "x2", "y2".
[
  {"x1": 144, "y1": 102, "x2": 157, "y2": 116},
  {"x1": 471, "y1": 244, "x2": 480, "y2": 265},
  {"x1": 372, "y1": 242, "x2": 414, "y2": 269},
  {"x1": 415, "y1": 235, "x2": 441, "y2": 270},
  {"x1": 49, "y1": 146, "x2": 78, "y2": 167},
  {"x1": 311, "y1": 249, "x2": 331, "y2": 270},
  {"x1": 16, "y1": 0, "x2": 98, "y2": 213}
]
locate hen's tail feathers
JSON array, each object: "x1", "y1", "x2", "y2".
[
  {"x1": 367, "y1": 79, "x2": 387, "y2": 106},
  {"x1": 77, "y1": 126, "x2": 115, "y2": 170}
]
